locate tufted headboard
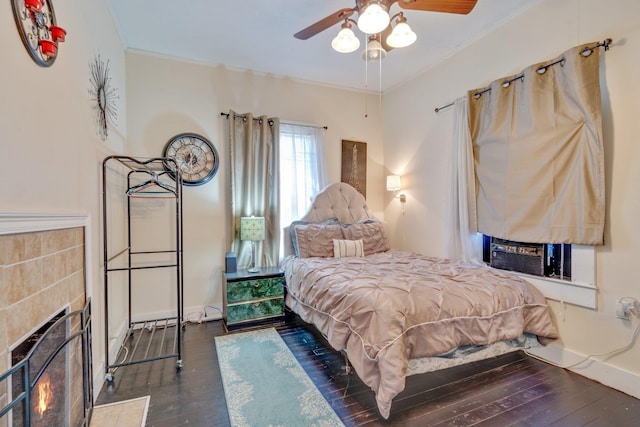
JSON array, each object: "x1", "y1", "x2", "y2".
[{"x1": 282, "y1": 182, "x2": 378, "y2": 257}]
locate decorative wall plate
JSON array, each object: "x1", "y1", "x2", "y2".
[
  {"x1": 163, "y1": 133, "x2": 220, "y2": 186},
  {"x1": 89, "y1": 55, "x2": 118, "y2": 141},
  {"x1": 12, "y1": 0, "x2": 66, "y2": 67}
]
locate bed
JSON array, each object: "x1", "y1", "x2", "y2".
[{"x1": 281, "y1": 182, "x2": 559, "y2": 419}]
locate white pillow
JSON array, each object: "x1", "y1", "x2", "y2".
[{"x1": 333, "y1": 239, "x2": 364, "y2": 258}]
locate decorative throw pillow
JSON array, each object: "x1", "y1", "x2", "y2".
[
  {"x1": 340, "y1": 218, "x2": 380, "y2": 226},
  {"x1": 294, "y1": 224, "x2": 344, "y2": 258},
  {"x1": 342, "y1": 222, "x2": 390, "y2": 255},
  {"x1": 289, "y1": 217, "x2": 340, "y2": 257},
  {"x1": 333, "y1": 239, "x2": 364, "y2": 258}
]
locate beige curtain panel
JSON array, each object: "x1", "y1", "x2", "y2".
[
  {"x1": 229, "y1": 110, "x2": 281, "y2": 266},
  {"x1": 467, "y1": 42, "x2": 605, "y2": 245}
]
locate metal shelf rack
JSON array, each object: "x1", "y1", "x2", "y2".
[{"x1": 101, "y1": 155, "x2": 184, "y2": 382}]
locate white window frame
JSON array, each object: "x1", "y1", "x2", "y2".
[{"x1": 278, "y1": 121, "x2": 327, "y2": 257}]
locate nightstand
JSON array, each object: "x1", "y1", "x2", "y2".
[{"x1": 223, "y1": 267, "x2": 286, "y2": 330}]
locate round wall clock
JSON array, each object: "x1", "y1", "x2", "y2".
[{"x1": 163, "y1": 133, "x2": 219, "y2": 186}]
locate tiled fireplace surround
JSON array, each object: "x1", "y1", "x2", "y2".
[{"x1": 0, "y1": 221, "x2": 87, "y2": 426}]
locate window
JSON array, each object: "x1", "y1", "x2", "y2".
[
  {"x1": 482, "y1": 236, "x2": 571, "y2": 281},
  {"x1": 481, "y1": 235, "x2": 597, "y2": 309},
  {"x1": 279, "y1": 123, "x2": 327, "y2": 255}
]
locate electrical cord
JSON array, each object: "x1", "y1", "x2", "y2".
[
  {"x1": 340, "y1": 351, "x2": 352, "y2": 399},
  {"x1": 108, "y1": 345, "x2": 130, "y2": 376},
  {"x1": 185, "y1": 305, "x2": 223, "y2": 324},
  {"x1": 186, "y1": 311, "x2": 203, "y2": 324},
  {"x1": 204, "y1": 305, "x2": 223, "y2": 318},
  {"x1": 525, "y1": 320, "x2": 640, "y2": 369}
]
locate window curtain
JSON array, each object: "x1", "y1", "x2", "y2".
[
  {"x1": 279, "y1": 122, "x2": 327, "y2": 232},
  {"x1": 228, "y1": 110, "x2": 281, "y2": 268},
  {"x1": 467, "y1": 42, "x2": 605, "y2": 245},
  {"x1": 446, "y1": 97, "x2": 483, "y2": 264}
]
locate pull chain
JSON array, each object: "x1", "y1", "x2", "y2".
[{"x1": 364, "y1": 38, "x2": 369, "y2": 118}]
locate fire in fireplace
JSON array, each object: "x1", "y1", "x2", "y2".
[{"x1": 35, "y1": 371, "x2": 52, "y2": 419}]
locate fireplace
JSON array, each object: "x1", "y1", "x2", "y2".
[
  {"x1": 0, "y1": 222, "x2": 92, "y2": 427},
  {"x1": 1, "y1": 301, "x2": 92, "y2": 427},
  {"x1": 11, "y1": 309, "x2": 68, "y2": 427}
]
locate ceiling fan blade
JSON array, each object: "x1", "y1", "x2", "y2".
[
  {"x1": 397, "y1": 0, "x2": 478, "y2": 14},
  {"x1": 294, "y1": 8, "x2": 356, "y2": 40}
]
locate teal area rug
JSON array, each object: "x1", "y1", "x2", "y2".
[{"x1": 215, "y1": 328, "x2": 344, "y2": 427}]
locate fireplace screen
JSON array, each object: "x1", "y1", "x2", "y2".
[{"x1": 0, "y1": 300, "x2": 92, "y2": 427}]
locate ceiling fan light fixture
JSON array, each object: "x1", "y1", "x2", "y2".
[
  {"x1": 331, "y1": 21, "x2": 361, "y2": 53},
  {"x1": 357, "y1": 1, "x2": 390, "y2": 34},
  {"x1": 386, "y1": 15, "x2": 417, "y2": 48},
  {"x1": 361, "y1": 36, "x2": 386, "y2": 61}
]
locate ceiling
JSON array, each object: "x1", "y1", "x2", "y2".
[{"x1": 107, "y1": 0, "x2": 539, "y2": 92}]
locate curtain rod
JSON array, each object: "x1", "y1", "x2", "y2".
[
  {"x1": 219, "y1": 112, "x2": 327, "y2": 130},
  {"x1": 434, "y1": 38, "x2": 612, "y2": 113},
  {"x1": 282, "y1": 121, "x2": 328, "y2": 130},
  {"x1": 220, "y1": 112, "x2": 275, "y2": 126}
]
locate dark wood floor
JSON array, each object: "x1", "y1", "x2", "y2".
[{"x1": 95, "y1": 317, "x2": 640, "y2": 426}]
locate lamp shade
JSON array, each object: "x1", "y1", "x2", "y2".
[
  {"x1": 240, "y1": 217, "x2": 265, "y2": 241},
  {"x1": 386, "y1": 175, "x2": 402, "y2": 191},
  {"x1": 357, "y1": 2, "x2": 390, "y2": 34},
  {"x1": 386, "y1": 21, "x2": 417, "y2": 48},
  {"x1": 361, "y1": 37, "x2": 387, "y2": 61},
  {"x1": 332, "y1": 26, "x2": 361, "y2": 53}
]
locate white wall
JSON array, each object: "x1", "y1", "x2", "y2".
[
  {"x1": 124, "y1": 52, "x2": 386, "y2": 318},
  {"x1": 5, "y1": 0, "x2": 638, "y2": 404},
  {"x1": 0, "y1": 0, "x2": 384, "y2": 394},
  {"x1": 0, "y1": 0, "x2": 126, "y2": 394},
  {"x1": 383, "y1": 0, "x2": 640, "y2": 396}
]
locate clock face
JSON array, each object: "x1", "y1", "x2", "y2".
[{"x1": 163, "y1": 133, "x2": 219, "y2": 186}]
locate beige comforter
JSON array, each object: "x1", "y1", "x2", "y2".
[{"x1": 282, "y1": 250, "x2": 558, "y2": 419}]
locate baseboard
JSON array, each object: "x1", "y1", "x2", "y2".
[
  {"x1": 130, "y1": 304, "x2": 223, "y2": 324},
  {"x1": 526, "y1": 343, "x2": 640, "y2": 399},
  {"x1": 93, "y1": 365, "x2": 105, "y2": 403},
  {"x1": 91, "y1": 318, "x2": 128, "y2": 397},
  {"x1": 184, "y1": 304, "x2": 224, "y2": 323},
  {"x1": 107, "y1": 319, "x2": 129, "y2": 364}
]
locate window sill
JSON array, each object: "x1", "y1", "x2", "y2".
[{"x1": 516, "y1": 274, "x2": 597, "y2": 309}]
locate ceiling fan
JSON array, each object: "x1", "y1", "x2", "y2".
[{"x1": 294, "y1": 0, "x2": 478, "y2": 55}]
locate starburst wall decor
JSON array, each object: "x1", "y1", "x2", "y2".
[{"x1": 89, "y1": 54, "x2": 118, "y2": 141}]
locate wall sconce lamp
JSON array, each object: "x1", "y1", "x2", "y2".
[
  {"x1": 386, "y1": 175, "x2": 406, "y2": 203},
  {"x1": 240, "y1": 216, "x2": 265, "y2": 273}
]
